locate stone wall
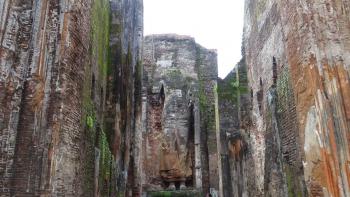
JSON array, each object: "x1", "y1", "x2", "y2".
[
  {"x1": 243, "y1": 0, "x2": 350, "y2": 196},
  {"x1": 141, "y1": 34, "x2": 219, "y2": 196},
  {"x1": 0, "y1": 0, "x2": 142, "y2": 196}
]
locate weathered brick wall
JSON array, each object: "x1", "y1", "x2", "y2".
[
  {"x1": 217, "y1": 71, "x2": 239, "y2": 197},
  {"x1": 0, "y1": 1, "x2": 92, "y2": 195},
  {"x1": 278, "y1": 1, "x2": 350, "y2": 195},
  {"x1": 142, "y1": 35, "x2": 198, "y2": 192},
  {"x1": 244, "y1": 0, "x2": 350, "y2": 196},
  {"x1": 0, "y1": 0, "x2": 143, "y2": 196},
  {"x1": 275, "y1": 66, "x2": 306, "y2": 196},
  {"x1": 108, "y1": 0, "x2": 143, "y2": 196},
  {"x1": 218, "y1": 59, "x2": 259, "y2": 197},
  {"x1": 142, "y1": 34, "x2": 219, "y2": 196},
  {"x1": 196, "y1": 44, "x2": 220, "y2": 195}
]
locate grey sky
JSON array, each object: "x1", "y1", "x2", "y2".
[{"x1": 144, "y1": 0, "x2": 245, "y2": 78}]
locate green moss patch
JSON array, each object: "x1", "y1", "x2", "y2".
[
  {"x1": 92, "y1": 0, "x2": 110, "y2": 79},
  {"x1": 98, "y1": 129, "x2": 115, "y2": 196}
]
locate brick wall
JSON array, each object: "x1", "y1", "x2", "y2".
[
  {"x1": 244, "y1": 0, "x2": 350, "y2": 196},
  {"x1": 218, "y1": 60, "x2": 259, "y2": 197},
  {"x1": 0, "y1": 0, "x2": 143, "y2": 196},
  {"x1": 142, "y1": 35, "x2": 219, "y2": 196}
]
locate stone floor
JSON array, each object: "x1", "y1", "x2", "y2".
[{"x1": 147, "y1": 190, "x2": 202, "y2": 197}]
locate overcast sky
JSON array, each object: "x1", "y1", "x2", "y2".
[{"x1": 144, "y1": 0, "x2": 245, "y2": 78}]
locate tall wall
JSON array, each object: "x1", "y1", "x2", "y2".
[
  {"x1": 218, "y1": 58, "x2": 258, "y2": 197},
  {"x1": 0, "y1": 0, "x2": 142, "y2": 196},
  {"x1": 142, "y1": 34, "x2": 219, "y2": 196},
  {"x1": 243, "y1": 0, "x2": 350, "y2": 196}
]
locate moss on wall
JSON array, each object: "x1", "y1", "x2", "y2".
[
  {"x1": 81, "y1": 15, "x2": 97, "y2": 192},
  {"x1": 217, "y1": 58, "x2": 248, "y2": 103},
  {"x1": 82, "y1": 0, "x2": 115, "y2": 195},
  {"x1": 198, "y1": 81, "x2": 208, "y2": 110},
  {"x1": 92, "y1": 0, "x2": 110, "y2": 79},
  {"x1": 99, "y1": 129, "x2": 114, "y2": 196},
  {"x1": 276, "y1": 67, "x2": 304, "y2": 197},
  {"x1": 255, "y1": 0, "x2": 268, "y2": 20},
  {"x1": 285, "y1": 165, "x2": 302, "y2": 197},
  {"x1": 82, "y1": 63, "x2": 96, "y2": 195},
  {"x1": 166, "y1": 69, "x2": 182, "y2": 79}
]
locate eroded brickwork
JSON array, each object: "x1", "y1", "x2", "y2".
[
  {"x1": 217, "y1": 59, "x2": 259, "y2": 197},
  {"x1": 0, "y1": 0, "x2": 143, "y2": 196},
  {"x1": 244, "y1": 0, "x2": 350, "y2": 196},
  {"x1": 0, "y1": 1, "x2": 92, "y2": 195},
  {"x1": 141, "y1": 34, "x2": 219, "y2": 196}
]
